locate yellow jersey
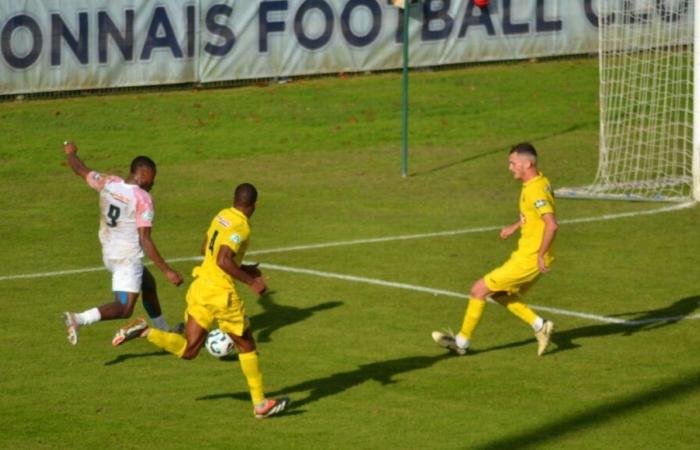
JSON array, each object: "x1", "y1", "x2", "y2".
[
  {"x1": 513, "y1": 172, "x2": 555, "y2": 262},
  {"x1": 193, "y1": 207, "x2": 250, "y2": 289}
]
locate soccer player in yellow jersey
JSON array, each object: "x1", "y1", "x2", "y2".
[
  {"x1": 114, "y1": 183, "x2": 289, "y2": 419},
  {"x1": 433, "y1": 143, "x2": 558, "y2": 356}
]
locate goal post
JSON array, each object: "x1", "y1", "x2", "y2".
[{"x1": 556, "y1": 0, "x2": 700, "y2": 202}]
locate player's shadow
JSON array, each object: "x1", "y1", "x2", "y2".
[
  {"x1": 104, "y1": 350, "x2": 169, "y2": 366},
  {"x1": 472, "y1": 295, "x2": 700, "y2": 356},
  {"x1": 411, "y1": 122, "x2": 595, "y2": 177},
  {"x1": 471, "y1": 369, "x2": 700, "y2": 450},
  {"x1": 251, "y1": 290, "x2": 343, "y2": 343},
  {"x1": 196, "y1": 353, "x2": 451, "y2": 409}
]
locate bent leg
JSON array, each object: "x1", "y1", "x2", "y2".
[
  {"x1": 141, "y1": 268, "x2": 172, "y2": 330},
  {"x1": 147, "y1": 315, "x2": 205, "y2": 359}
]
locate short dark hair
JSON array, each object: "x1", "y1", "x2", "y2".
[
  {"x1": 510, "y1": 142, "x2": 538, "y2": 161},
  {"x1": 234, "y1": 183, "x2": 258, "y2": 207},
  {"x1": 130, "y1": 156, "x2": 156, "y2": 174}
]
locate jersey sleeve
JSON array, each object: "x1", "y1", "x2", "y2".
[
  {"x1": 530, "y1": 183, "x2": 555, "y2": 217},
  {"x1": 134, "y1": 189, "x2": 154, "y2": 228},
  {"x1": 221, "y1": 223, "x2": 249, "y2": 254},
  {"x1": 85, "y1": 171, "x2": 108, "y2": 192}
]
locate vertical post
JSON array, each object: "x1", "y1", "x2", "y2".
[
  {"x1": 693, "y1": 1, "x2": 700, "y2": 200},
  {"x1": 400, "y1": 2, "x2": 410, "y2": 178}
]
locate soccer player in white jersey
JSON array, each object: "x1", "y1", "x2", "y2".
[{"x1": 61, "y1": 141, "x2": 183, "y2": 345}]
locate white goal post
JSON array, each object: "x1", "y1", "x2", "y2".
[{"x1": 556, "y1": 0, "x2": 700, "y2": 202}]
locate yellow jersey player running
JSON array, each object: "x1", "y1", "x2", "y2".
[
  {"x1": 114, "y1": 183, "x2": 288, "y2": 419},
  {"x1": 433, "y1": 142, "x2": 559, "y2": 356}
]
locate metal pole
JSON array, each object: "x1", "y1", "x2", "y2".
[{"x1": 400, "y1": 3, "x2": 410, "y2": 178}]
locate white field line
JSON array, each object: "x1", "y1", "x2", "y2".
[
  {"x1": 258, "y1": 262, "x2": 700, "y2": 326},
  {"x1": 1, "y1": 202, "x2": 693, "y2": 283}
]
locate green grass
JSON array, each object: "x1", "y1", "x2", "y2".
[{"x1": 1, "y1": 58, "x2": 699, "y2": 449}]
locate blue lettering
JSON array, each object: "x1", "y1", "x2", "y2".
[
  {"x1": 294, "y1": 0, "x2": 334, "y2": 50},
  {"x1": 204, "y1": 4, "x2": 236, "y2": 56},
  {"x1": 51, "y1": 13, "x2": 89, "y2": 66},
  {"x1": 422, "y1": 0, "x2": 454, "y2": 41},
  {"x1": 502, "y1": 0, "x2": 529, "y2": 35},
  {"x1": 187, "y1": 5, "x2": 196, "y2": 58},
  {"x1": 259, "y1": 1, "x2": 288, "y2": 53},
  {"x1": 140, "y1": 6, "x2": 183, "y2": 60},
  {"x1": 535, "y1": 0, "x2": 561, "y2": 32},
  {"x1": 98, "y1": 10, "x2": 134, "y2": 63},
  {"x1": 459, "y1": 0, "x2": 495, "y2": 37},
  {"x1": 341, "y1": 0, "x2": 381, "y2": 47},
  {"x1": 1, "y1": 15, "x2": 42, "y2": 70}
]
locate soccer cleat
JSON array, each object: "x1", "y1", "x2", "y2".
[
  {"x1": 63, "y1": 312, "x2": 80, "y2": 345},
  {"x1": 535, "y1": 320, "x2": 555, "y2": 356},
  {"x1": 432, "y1": 330, "x2": 468, "y2": 355},
  {"x1": 112, "y1": 317, "x2": 148, "y2": 347},
  {"x1": 254, "y1": 396, "x2": 290, "y2": 419}
]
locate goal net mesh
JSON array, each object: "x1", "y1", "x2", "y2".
[{"x1": 557, "y1": 0, "x2": 694, "y2": 201}]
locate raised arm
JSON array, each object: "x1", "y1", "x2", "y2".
[
  {"x1": 216, "y1": 245, "x2": 266, "y2": 296},
  {"x1": 63, "y1": 141, "x2": 91, "y2": 178},
  {"x1": 138, "y1": 227, "x2": 183, "y2": 286}
]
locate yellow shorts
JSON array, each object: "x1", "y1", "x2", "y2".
[
  {"x1": 484, "y1": 257, "x2": 541, "y2": 295},
  {"x1": 185, "y1": 278, "x2": 250, "y2": 336}
]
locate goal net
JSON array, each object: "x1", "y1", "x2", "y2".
[{"x1": 556, "y1": 0, "x2": 700, "y2": 202}]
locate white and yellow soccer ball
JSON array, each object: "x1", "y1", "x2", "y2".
[{"x1": 205, "y1": 329, "x2": 235, "y2": 358}]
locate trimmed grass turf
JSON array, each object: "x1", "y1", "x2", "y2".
[{"x1": 1, "y1": 58, "x2": 699, "y2": 449}]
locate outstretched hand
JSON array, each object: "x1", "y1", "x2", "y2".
[
  {"x1": 165, "y1": 269, "x2": 184, "y2": 286},
  {"x1": 63, "y1": 141, "x2": 77, "y2": 156}
]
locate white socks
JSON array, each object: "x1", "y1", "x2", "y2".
[
  {"x1": 532, "y1": 317, "x2": 544, "y2": 332},
  {"x1": 455, "y1": 333, "x2": 470, "y2": 349},
  {"x1": 76, "y1": 308, "x2": 101, "y2": 326}
]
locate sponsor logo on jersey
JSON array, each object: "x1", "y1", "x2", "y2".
[
  {"x1": 142, "y1": 211, "x2": 154, "y2": 222},
  {"x1": 217, "y1": 215, "x2": 231, "y2": 228},
  {"x1": 110, "y1": 192, "x2": 130, "y2": 204},
  {"x1": 534, "y1": 199, "x2": 547, "y2": 209},
  {"x1": 230, "y1": 234, "x2": 241, "y2": 244},
  {"x1": 91, "y1": 172, "x2": 102, "y2": 181}
]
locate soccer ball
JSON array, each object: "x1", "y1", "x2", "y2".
[{"x1": 205, "y1": 329, "x2": 235, "y2": 358}]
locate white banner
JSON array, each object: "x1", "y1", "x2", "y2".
[{"x1": 0, "y1": 1, "x2": 689, "y2": 95}]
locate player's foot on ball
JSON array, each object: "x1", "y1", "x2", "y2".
[
  {"x1": 63, "y1": 312, "x2": 80, "y2": 346},
  {"x1": 432, "y1": 330, "x2": 468, "y2": 355},
  {"x1": 112, "y1": 317, "x2": 148, "y2": 347},
  {"x1": 535, "y1": 320, "x2": 555, "y2": 356},
  {"x1": 254, "y1": 396, "x2": 290, "y2": 419}
]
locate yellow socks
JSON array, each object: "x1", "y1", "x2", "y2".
[
  {"x1": 147, "y1": 328, "x2": 187, "y2": 358},
  {"x1": 503, "y1": 298, "x2": 539, "y2": 328},
  {"x1": 459, "y1": 298, "x2": 487, "y2": 341},
  {"x1": 239, "y1": 351, "x2": 266, "y2": 406}
]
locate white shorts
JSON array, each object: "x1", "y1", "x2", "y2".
[{"x1": 104, "y1": 257, "x2": 143, "y2": 293}]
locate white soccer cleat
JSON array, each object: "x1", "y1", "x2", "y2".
[
  {"x1": 112, "y1": 317, "x2": 148, "y2": 347},
  {"x1": 254, "y1": 397, "x2": 290, "y2": 419},
  {"x1": 63, "y1": 312, "x2": 80, "y2": 345},
  {"x1": 535, "y1": 320, "x2": 555, "y2": 356},
  {"x1": 432, "y1": 330, "x2": 468, "y2": 355}
]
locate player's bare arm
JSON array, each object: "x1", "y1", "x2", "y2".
[
  {"x1": 500, "y1": 220, "x2": 521, "y2": 240},
  {"x1": 200, "y1": 235, "x2": 208, "y2": 256},
  {"x1": 138, "y1": 226, "x2": 183, "y2": 286},
  {"x1": 537, "y1": 213, "x2": 559, "y2": 273},
  {"x1": 216, "y1": 245, "x2": 266, "y2": 296},
  {"x1": 63, "y1": 141, "x2": 92, "y2": 178}
]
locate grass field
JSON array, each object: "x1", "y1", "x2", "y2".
[{"x1": 1, "y1": 58, "x2": 699, "y2": 449}]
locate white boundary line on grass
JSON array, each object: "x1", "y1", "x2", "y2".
[
  {"x1": 2, "y1": 201, "x2": 693, "y2": 283},
  {"x1": 258, "y1": 262, "x2": 700, "y2": 326},
  {"x1": 2, "y1": 201, "x2": 698, "y2": 325}
]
